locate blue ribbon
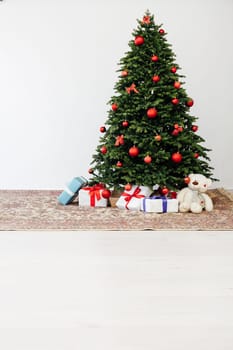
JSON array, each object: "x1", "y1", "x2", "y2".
[{"x1": 143, "y1": 196, "x2": 167, "y2": 212}]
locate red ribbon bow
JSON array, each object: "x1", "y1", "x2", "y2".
[
  {"x1": 82, "y1": 184, "x2": 105, "y2": 207},
  {"x1": 115, "y1": 134, "x2": 124, "y2": 146},
  {"x1": 122, "y1": 186, "x2": 145, "y2": 209},
  {"x1": 126, "y1": 83, "x2": 139, "y2": 94},
  {"x1": 142, "y1": 15, "x2": 151, "y2": 24}
]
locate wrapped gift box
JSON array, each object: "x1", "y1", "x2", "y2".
[
  {"x1": 79, "y1": 184, "x2": 108, "y2": 207},
  {"x1": 141, "y1": 196, "x2": 178, "y2": 213},
  {"x1": 116, "y1": 185, "x2": 152, "y2": 211},
  {"x1": 58, "y1": 176, "x2": 87, "y2": 205}
]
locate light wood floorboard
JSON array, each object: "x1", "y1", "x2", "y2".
[{"x1": 0, "y1": 230, "x2": 233, "y2": 350}]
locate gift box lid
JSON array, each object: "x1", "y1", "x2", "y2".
[
  {"x1": 58, "y1": 176, "x2": 87, "y2": 205},
  {"x1": 68, "y1": 176, "x2": 87, "y2": 193}
]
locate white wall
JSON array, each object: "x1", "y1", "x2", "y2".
[{"x1": 0, "y1": 0, "x2": 232, "y2": 189}]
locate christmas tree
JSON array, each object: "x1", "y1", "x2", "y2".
[{"x1": 89, "y1": 11, "x2": 214, "y2": 192}]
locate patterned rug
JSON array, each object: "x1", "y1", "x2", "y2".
[{"x1": 0, "y1": 188, "x2": 232, "y2": 231}]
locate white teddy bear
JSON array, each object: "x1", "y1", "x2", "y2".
[{"x1": 177, "y1": 173, "x2": 214, "y2": 214}]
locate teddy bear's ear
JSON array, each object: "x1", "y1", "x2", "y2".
[{"x1": 188, "y1": 173, "x2": 194, "y2": 179}]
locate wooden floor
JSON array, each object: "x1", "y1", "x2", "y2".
[{"x1": 0, "y1": 230, "x2": 233, "y2": 350}]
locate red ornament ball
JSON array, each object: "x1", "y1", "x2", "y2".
[
  {"x1": 134, "y1": 36, "x2": 144, "y2": 46},
  {"x1": 152, "y1": 75, "x2": 160, "y2": 83},
  {"x1": 112, "y1": 103, "x2": 118, "y2": 111},
  {"x1": 170, "y1": 66, "x2": 177, "y2": 73},
  {"x1": 155, "y1": 134, "x2": 162, "y2": 141},
  {"x1": 184, "y1": 176, "x2": 190, "y2": 184},
  {"x1": 102, "y1": 189, "x2": 111, "y2": 199},
  {"x1": 194, "y1": 152, "x2": 199, "y2": 158},
  {"x1": 151, "y1": 55, "x2": 159, "y2": 62},
  {"x1": 125, "y1": 183, "x2": 132, "y2": 191},
  {"x1": 172, "y1": 129, "x2": 179, "y2": 136},
  {"x1": 144, "y1": 155, "x2": 152, "y2": 164},
  {"x1": 170, "y1": 191, "x2": 177, "y2": 199},
  {"x1": 159, "y1": 28, "x2": 165, "y2": 34},
  {"x1": 171, "y1": 152, "x2": 182, "y2": 163},
  {"x1": 116, "y1": 161, "x2": 123, "y2": 167},
  {"x1": 174, "y1": 123, "x2": 179, "y2": 129},
  {"x1": 147, "y1": 107, "x2": 158, "y2": 118},
  {"x1": 99, "y1": 126, "x2": 106, "y2": 133},
  {"x1": 100, "y1": 146, "x2": 107, "y2": 154},
  {"x1": 122, "y1": 120, "x2": 129, "y2": 127},
  {"x1": 191, "y1": 125, "x2": 198, "y2": 132},
  {"x1": 88, "y1": 168, "x2": 94, "y2": 174},
  {"x1": 172, "y1": 98, "x2": 179, "y2": 105},
  {"x1": 121, "y1": 70, "x2": 128, "y2": 77},
  {"x1": 174, "y1": 81, "x2": 181, "y2": 89},
  {"x1": 186, "y1": 99, "x2": 194, "y2": 107},
  {"x1": 161, "y1": 187, "x2": 169, "y2": 195},
  {"x1": 129, "y1": 146, "x2": 140, "y2": 157}
]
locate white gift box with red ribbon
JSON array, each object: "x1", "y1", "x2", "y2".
[
  {"x1": 79, "y1": 184, "x2": 108, "y2": 207},
  {"x1": 116, "y1": 185, "x2": 152, "y2": 211}
]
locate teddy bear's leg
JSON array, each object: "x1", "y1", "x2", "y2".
[
  {"x1": 190, "y1": 202, "x2": 203, "y2": 214},
  {"x1": 179, "y1": 203, "x2": 190, "y2": 212}
]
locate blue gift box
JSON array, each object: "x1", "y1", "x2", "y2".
[{"x1": 58, "y1": 176, "x2": 88, "y2": 205}]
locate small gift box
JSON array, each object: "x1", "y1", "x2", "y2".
[
  {"x1": 58, "y1": 176, "x2": 87, "y2": 205},
  {"x1": 79, "y1": 184, "x2": 108, "y2": 207},
  {"x1": 116, "y1": 185, "x2": 152, "y2": 211},
  {"x1": 141, "y1": 196, "x2": 178, "y2": 213}
]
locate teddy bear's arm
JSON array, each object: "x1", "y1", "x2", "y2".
[
  {"x1": 177, "y1": 188, "x2": 188, "y2": 203},
  {"x1": 201, "y1": 193, "x2": 214, "y2": 211},
  {"x1": 177, "y1": 188, "x2": 193, "y2": 212}
]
